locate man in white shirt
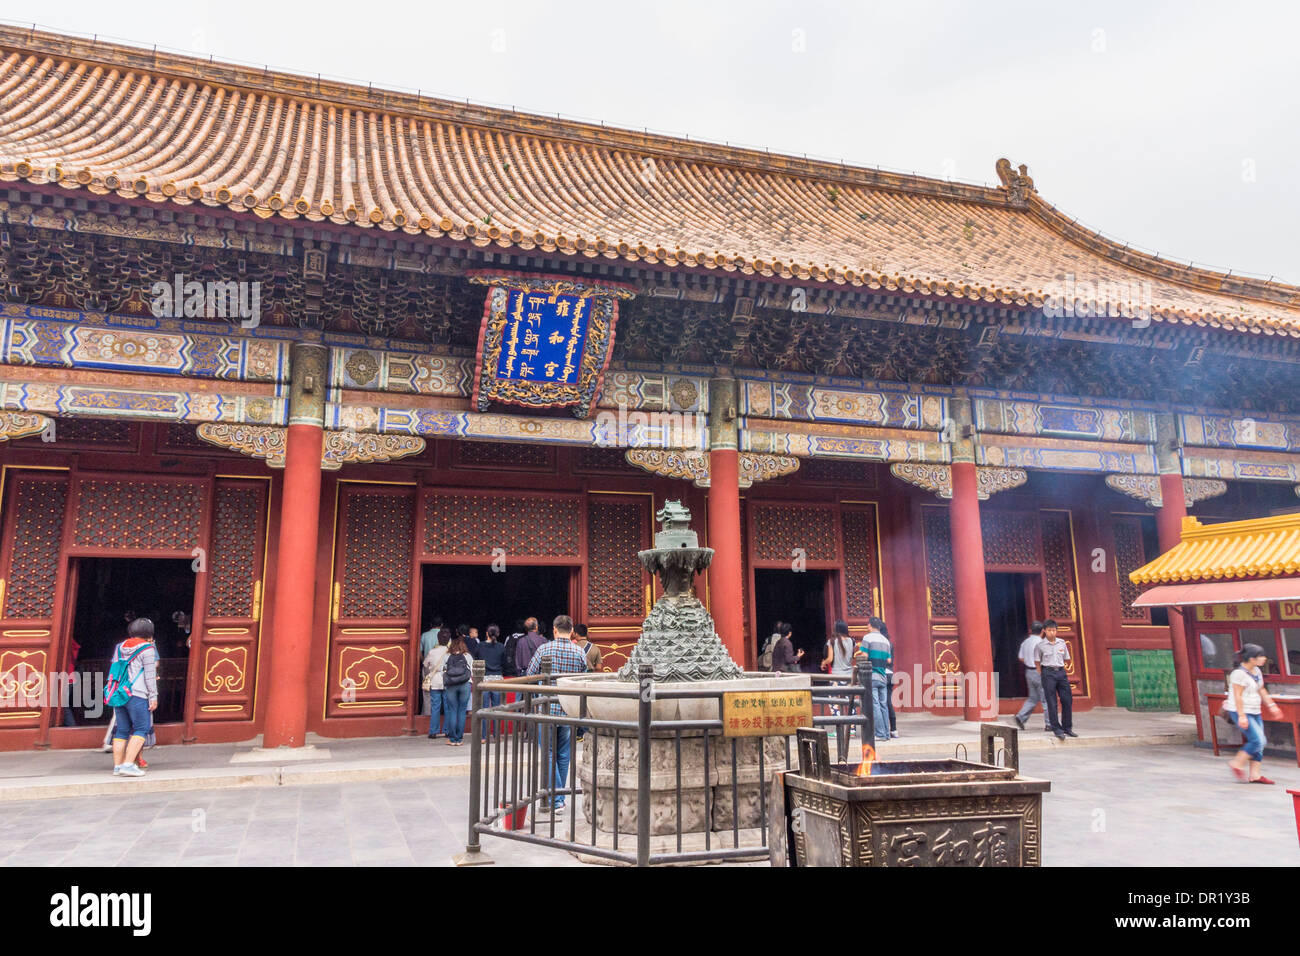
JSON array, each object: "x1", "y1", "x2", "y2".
[
  {"x1": 1012, "y1": 621, "x2": 1048, "y2": 732},
  {"x1": 1035, "y1": 620, "x2": 1076, "y2": 739}
]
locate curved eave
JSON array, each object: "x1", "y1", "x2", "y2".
[{"x1": 0, "y1": 25, "x2": 1298, "y2": 338}]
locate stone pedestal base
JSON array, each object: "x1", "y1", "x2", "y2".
[
  {"x1": 569, "y1": 827, "x2": 769, "y2": 866},
  {"x1": 577, "y1": 729, "x2": 794, "y2": 836}
]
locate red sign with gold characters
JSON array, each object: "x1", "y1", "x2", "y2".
[{"x1": 721, "y1": 689, "x2": 813, "y2": 737}]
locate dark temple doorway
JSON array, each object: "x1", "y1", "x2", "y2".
[
  {"x1": 419, "y1": 564, "x2": 576, "y2": 643},
  {"x1": 986, "y1": 572, "x2": 1033, "y2": 698},
  {"x1": 66, "y1": 557, "x2": 196, "y2": 725},
  {"x1": 753, "y1": 569, "x2": 832, "y2": 672}
]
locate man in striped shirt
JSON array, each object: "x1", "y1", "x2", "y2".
[
  {"x1": 526, "y1": 614, "x2": 588, "y2": 812},
  {"x1": 854, "y1": 617, "x2": 893, "y2": 741}
]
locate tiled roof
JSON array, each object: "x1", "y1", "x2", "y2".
[
  {"x1": 1, "y1": 26, "x2": 1298, "y2": 337},
  {"x1": 1129, "y1": 514, "x2": 1300, "y2": 584}
]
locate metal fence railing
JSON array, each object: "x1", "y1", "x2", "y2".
[{"x1": 454, "y1": 660, "x2": 876, "y2": 867}]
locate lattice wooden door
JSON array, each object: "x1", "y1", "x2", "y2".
[
  {"x1": 191, "y1": 478, "x2": 269, "y2": 723},
  {"x1": 1040, "y1": 509, "x2": 1088, "y2": 697},
  {"x1": 326, "y1": 485, "x2": 417, "y2": 719},
  {"x1": 0, "y1": 471, "x2": 70, "y2": 736}
]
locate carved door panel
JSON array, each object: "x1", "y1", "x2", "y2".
[
  {"x1": 1040, "y1": 510, "x2": 1087, "y2": 697},
  {"x1": 326, "y1": 485, "x2": 417, "y2": 719},
  {"x1": 0, "y1": 471, "x2": 70, "y2": 737},
  {"x1": 839, "y1": 503, "x2": 882, "y2": 625},
  {"x1": 584, "y1": 492, "x2": 651, "y2": 671},
  {"x1": 191, "y1": 479, "x2": 269, "y2": 723},
  {"x1": 920, "y1": 505, "x2": 961, "y2": 689}
]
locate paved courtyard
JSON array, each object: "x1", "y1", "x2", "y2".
[{"x1": 1, "y1": 742, "x2": 1295, "y2": 866}]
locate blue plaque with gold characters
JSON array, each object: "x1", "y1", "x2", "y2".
[{"x1": 469, "y1": 271, "x2": 636, "y2": 417}]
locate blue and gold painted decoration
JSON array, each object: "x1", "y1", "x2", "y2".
[
  {"x1": 972, "y1": 396, "x2": 1158, "y2": 443},
  {"x1": 976, "y1": 436, "x2": 1157, "y2": 474},
  {"x1": 1182, "y1": 449, "x2": 1299, "y2": 482},
  {"x1": 740, "y1": 379, "x2": 947, "y2": 431},
  {"x1": 329, "y1": 402, "x2": 611, "y2": 447},
  {"x1": 468, "y1": 271, "x2": 635, "y2": 418},
  {"x1": 741, "y1": 419, "x2": 948, "y2": 463},
  {"x1": 1180, "y1": 413, "x2": 1300, "y2": 453},
  {"x1": 0, "y1": 303, "x2": 288, "y2": 382},
  {"x1": 0, "y1": 379, "x2": 285, "y2": 425}
]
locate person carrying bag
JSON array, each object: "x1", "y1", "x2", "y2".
[{"x1": 1222, "y1": 642, "x2": 1283, "y2": 785}]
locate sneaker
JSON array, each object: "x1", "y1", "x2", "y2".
[
  {"x1": 1013, "y1": 715, "x2": 1026, "y2": 730},
  {"x1": 112, "y1": 764, "x2": 122, "y2": 776},
  {"x1": 136, "y1": 757, "x2": 148, "y2": 769},
  {"x1": 116, "y1": 763, "x2": 145, "y2": 777},
  {"x1": 890, "y1": 731, "x2": 899, "y2": 738}
]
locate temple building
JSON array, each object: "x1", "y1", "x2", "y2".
[{"x1": 0, "y1": 25, "x2": 1297, "y2": 751}]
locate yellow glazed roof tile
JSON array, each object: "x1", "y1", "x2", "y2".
[
  {"x1": 1129, "y1": 514, "x2": 1300, "y2": 584},
  {"x1": 1, "y1": 26, "x2": 1299, "y2": 336}
]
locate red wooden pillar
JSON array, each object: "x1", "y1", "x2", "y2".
[
  {"x1": 707, "y1": 379, "x2": 745, "y2": 667},
  {"x1": 949, "y1": 461, "x2": 995, "y2": 721},
  {"x1": 708, "y1": 448, "x2": 745, "y2": 665},
  {"x1": 262, "y1": 344, "x2": 328, "y2": 748},
  {"x1": 1156, "y1": 473, "x2": 1196, "y2": 715}
]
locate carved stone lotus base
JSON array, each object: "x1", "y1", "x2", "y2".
[{"x1": 576, "y1": 728, "x2": 795, "y2": 836}]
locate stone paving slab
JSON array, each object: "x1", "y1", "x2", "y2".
[
  {"x1": 0, "y1": 743, "x2": 1295, "y2": 867},
  {"x1": 0, "y1": 709, "x2": 1200, "y2": 802}
]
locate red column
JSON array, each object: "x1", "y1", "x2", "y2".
[
  {"x1": 708, "y1": 447, "x2": 746, "y2": 667},
  {"x1": 1156, "y1": 473, "x2": 1196, "y2": 715},
  {"x1": 949, "y1": 461, "x2": 995, "y2": 721},
  {"x1": 261, "y1": 421, "x2": 324, "y2": 748}
]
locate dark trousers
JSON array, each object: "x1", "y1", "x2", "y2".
[{"x1": 1042, "y1": 667, "x2": 1072, "y2": 732}]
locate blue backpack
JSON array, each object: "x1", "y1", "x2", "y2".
[{"x1": 104, "y1": 643, "x2": 152, "y2": 708}]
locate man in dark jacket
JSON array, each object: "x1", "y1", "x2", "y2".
[{"x1": 514, "y1": 617, "x2": 547, "y2": 677}]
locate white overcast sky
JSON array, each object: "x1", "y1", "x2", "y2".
[{"x1": 5, "y1": 0, "x2": 1297, "y2": 282}]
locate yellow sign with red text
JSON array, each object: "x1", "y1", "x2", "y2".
[{"x1": 721, "y1": 689, "x2": 813, "y2": 737}]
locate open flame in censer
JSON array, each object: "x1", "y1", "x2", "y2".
[{"x1": 855, "y1": 744, "x2": 876, "y2": 777}]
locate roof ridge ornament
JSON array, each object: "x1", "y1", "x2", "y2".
[{"x1": 995, "y1": 158, "x2": 1035, "y2": 203}]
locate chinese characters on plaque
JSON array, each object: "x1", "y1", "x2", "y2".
[
  {"x1": 496, "y1": 290, "x2": 588, "y2": 385},
  {"x1": 721, "y1": 689, "x2": 813, "y2": 737},
  {"x1": 469, "y1": 272, "x2": 636, "y2": 418},
  {"x1": 1195, "y1": 602, "x2": 1273, "y2": 623}
]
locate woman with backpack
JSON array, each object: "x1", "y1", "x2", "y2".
[
  {"x1": 1223, "y1": 643, "x2": 1283, "y2": 784},
  {"x1": 441, "y1": 634, "x2": 474, "y2": 746},
  {"x1": 107, "y1": 618, "x2": 159, "y2": 778},
  {"x1": 423, "y1": 628, "x2": 451, "y2": 739},
  {"x1": 770, "y1": 622, "x2": 803, "y2": 673}
]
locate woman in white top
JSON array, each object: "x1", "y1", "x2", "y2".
[
  {"x1": 422, "y1": 628, "x2": 451, "y2": 739},
  {"x1": 822, "y1": 619, "x2": 857, "y2": 727},
  {"x1": 1223, "y1": 643, "x2": 1282, "y2": 784},
  {"x1": 822, "y1": 620, "x2": 856, "y2": 678}
]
